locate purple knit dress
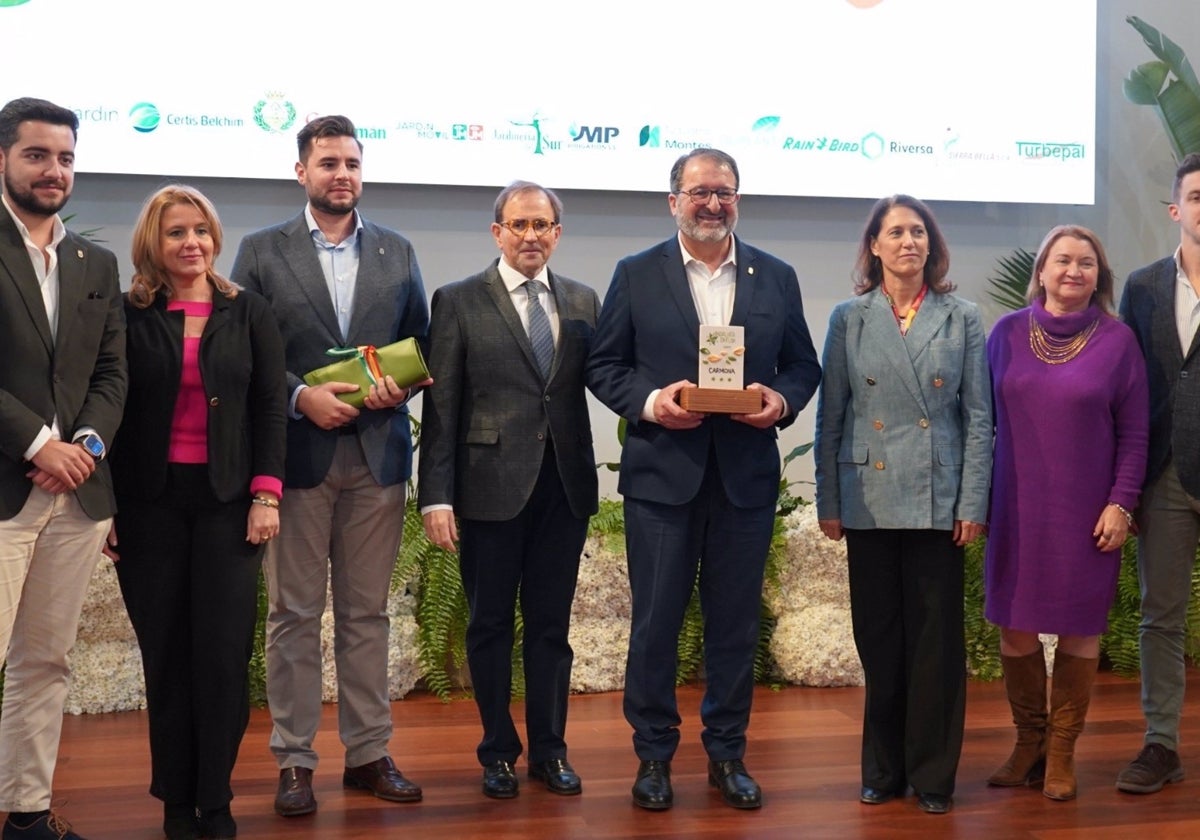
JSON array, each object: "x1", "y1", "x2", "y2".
[{"x1": 984, "y1": 300, "x2": 1149, "y2": 635}]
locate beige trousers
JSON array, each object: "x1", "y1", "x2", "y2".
[
  {"x1": 0, "y1": 488, "x2": 109, "y2": 811},
  {"x1": 264, "y1": 435, "x2": 405, "y2": 770}
]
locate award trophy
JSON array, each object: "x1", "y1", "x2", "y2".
[{"x1": 678, "y1": 324, "x2": 762, "y2": 413}]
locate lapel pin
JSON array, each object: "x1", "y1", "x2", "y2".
[
  {"x1": 379, "y1": 247, "x2": 385, "y2": 255},
  {"x1": 748, "y1": 266, "x2": 755, "y2": 275},
  {"x1": 77, "y1": 249, "x2": 85, "y2": 259}
]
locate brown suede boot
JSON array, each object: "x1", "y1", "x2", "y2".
[
  {"x1": 1042, "y1": 652, "x2": 1098, "y2": 800},
  {"x1": 988, "y1": 649, "x2": 1048, "y2": 786}
]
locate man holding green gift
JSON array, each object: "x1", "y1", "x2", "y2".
[
  {"x1": 230, "y1": 115, "x2": 430, "y2": 817},
  {"x1": 419, "y1": 181, "x2": 599, "y2": 799}
]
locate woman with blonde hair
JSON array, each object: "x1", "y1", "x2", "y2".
[
  {"x1": 107, "y1": 185, "x2": 286, "y2": 839},
  {"x1": 985, "y1": 225, "x2": 1148, "y2": 800}
]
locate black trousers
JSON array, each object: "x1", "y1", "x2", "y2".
[
  {"x1": 458, "y1": 446, "x2": 588, "y2": 766},
  {"x1": 845, "y1": 528, "x2": 966, "y2": 797},
  {"x1": 622, "y1": 457, "x2": 775, "y2": 762},
  {"x1": 115, "y1": 464, "x2": 263, "y2": 810}
]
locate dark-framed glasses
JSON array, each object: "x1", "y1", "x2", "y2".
[
  {"x1": 677, "y1": 187, "x2": 739, "y2": 205},
  {"x1": 499, "y1": 218, "x2": 558, "y2": 237}
]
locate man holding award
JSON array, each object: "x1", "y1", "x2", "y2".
[
  {"x1": 419, "y1": 181, "x2": 600, "y2": 799},
  {"x1": 230, "y1": 115, "x2": 430, "y2": 817},
  {"x1": 586, "y1": 148, "x2": 821, "y2": 811}
]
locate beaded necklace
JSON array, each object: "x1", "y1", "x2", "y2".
[{"x1": 1028, "y1": 310, "x2": 1099, "y2": 364}]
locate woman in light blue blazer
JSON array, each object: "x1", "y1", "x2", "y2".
[{"x1": 814, "y1": 194, "x2": 992, "y2": 815}]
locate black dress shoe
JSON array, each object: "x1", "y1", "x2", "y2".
[
  {"x1": 274, "y1": 767, "x2": 317, "y2": 817},
  {"x1": 163, "y1": 804, "x2": 200, "y2": 840},
  {"x1": 860, "y1": 786, "x2": 901, "y2": 805},
  {"x1": 343, "y1": 756, "x2": 423, "y2": 802},
  {"x1": 632, "y1": 760, "x2": 673, "y2": 810},
  {"x1": 528, "y1": 758, "x2": 582, "y2": 795},
  {"x1": 708, "y1": 759, "x2": 763, "y2": 809},
  {"x1": 916, "y1": 792, "x2": 953, "y2": 814},
  {"x1": 198, "y1": 805, "x2": 237, "y2": 839},
  {"x1": 483, "y1": 760, "x2": 520, "y2": 799}
]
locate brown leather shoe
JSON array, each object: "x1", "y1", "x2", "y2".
[
  {"x1": 343, "y1": 756, "x2": 423, "y2": 802},
  {"x1": 274, "y1": 767, "x2": 316, "y2": 817}
]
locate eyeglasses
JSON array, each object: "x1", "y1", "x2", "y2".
[
  {"x1": 677, "y1": 187, "x2": 739, "y2": 205},
  {"x1": 498, "y1": 218, "x2": 558, "y2": 237}
]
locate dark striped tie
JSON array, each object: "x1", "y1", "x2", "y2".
[{"x1": 524, "y1": 280, "x2": 554, "y2": 378}]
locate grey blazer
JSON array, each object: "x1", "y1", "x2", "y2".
[
  {"x1": 814, "y1": 287, "x2": 992, "y2": 529},
  {"x1": 1119, "y1": 255, "x2": 1200, "y2": 496},
  {"x1": 0, "y1": 210, "x2": 127, "y2": 520},
  {"x1": 417, "y1": 260, "x2": 600, "y2": 521},
  {"x1": 230, "y1": 212, "x2": 429, "y2": 489}
]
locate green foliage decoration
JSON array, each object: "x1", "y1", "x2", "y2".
[
  {"x1": 1123, "y1": 16, "x2": 1200, "y2": 162},
  {"x1": 985, "y1": 248, "x2": 1035, "y2": 313},
  {"x1": 1102, "y1": 538, "x2": 1143, "y2": 675},
  {"x1": 248, "y1": 571, "x2": 269, "y2": 706},
  {"x1": 963, "y1": 537, "x2": 1001, "y2": 681},
  {"x1": 675, "y1": 581, "x2": 706, "y2": 687},
  {"x1": 400, "y1": 496, "x2": 469, "y2": 702}
]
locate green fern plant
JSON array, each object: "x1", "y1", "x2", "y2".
[
  {"x1": 589, "y1": 498, "x2": 625, "y2": 535},
  {"x1": 753, "y1": 602, "x2": 781, "y2": 688},
  {"x1": 406, "y1": 521, "x2": 469, "y2": 701},
  {"x1": 963, "y1": 537, "x2": 1000, "y2": 681},
  {"x1": 1101, "y1": 539, "x2": 1143, "y2": 675},
  {"x1": 248, "y1": 571, "x2": 269, "y2": 706},
  {"x1": 675, "y1": 581, "x2": 705, "y2": 686}
]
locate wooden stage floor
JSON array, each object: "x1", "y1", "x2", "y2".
[{"x1": 48, "y1": 669, "x2": 1200, "y2": 839}]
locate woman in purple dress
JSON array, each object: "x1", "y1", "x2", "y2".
[{"x1": 985, "y1": 225, "x2": 1148, "y2": 801}]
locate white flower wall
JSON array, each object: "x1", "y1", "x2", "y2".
[{"x1": 62, "y1": 511, "x2": 865, "y2": 713}]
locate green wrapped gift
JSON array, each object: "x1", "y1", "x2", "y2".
[{"x1": 302, "y1": 339, "x2": 429, "y2": 408}]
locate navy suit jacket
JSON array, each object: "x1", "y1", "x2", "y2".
[
  {"x1": 418, "y1": 260, "x2": 600, "y2": 521},
  {"x1": 1119, "y1": 255, "x2": 1200, "y2": 496},
  {"x1": 586, "y1": 236, "x2": 821, "y2": 509},
  {"x1": 0, "y1": 209, "x2": 126, "y2": 520},
  {"x1": 231, "y1": 213, "x2": 429, "y2": 489}
]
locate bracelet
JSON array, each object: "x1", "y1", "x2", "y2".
[
  {"x1": 252, "y1": 496, "x2": 280, "y2": 509},
  {"x1": 1109, "y1": 502, "x2": 1133, "y2": 527}
]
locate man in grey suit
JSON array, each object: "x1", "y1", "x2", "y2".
[
  {"x1": 0, "y1": 97, "x2": 126, "y2": 840},
  {"x1": 419, "y1": 181, "x2": 599, "y2": 799},
  {"x1": 1116, "y1": 152, "x2": 1200, "y2": 795},
  {"x1": 230, "y1": 115, "x2": 430, "y2": 817}
]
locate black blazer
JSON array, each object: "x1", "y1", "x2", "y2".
[
  {"x1": 1119, "y1": 255, "x2": 1200, "y2": 496},
  {"x1": 110, "y1": 290, "x2": 286, "y2": 503},
  {"x1": 0, "y1": 210, "x2": 126, "y2": 520},
  {"x1": 417, "y1": 261, "x2": 600, "y2": 521}
]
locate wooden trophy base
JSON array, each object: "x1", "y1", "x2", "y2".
[{"x1": 680, "y1": 387, "x2": 762, "y2": 414}]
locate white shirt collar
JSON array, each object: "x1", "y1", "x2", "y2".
[
  {"x1": 678, "y1": 231, "x2": 737, "y2": 270},
  {"x1": 496, "y1": 257, "x2": 550, "y2": 294},
  {"x1": 1, "y1": 193, "x2": 67, "y2": 249}
]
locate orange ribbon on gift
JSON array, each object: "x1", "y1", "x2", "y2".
[{"x1": 325, "y1": 345, "x2": 384, "y2": 386}]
